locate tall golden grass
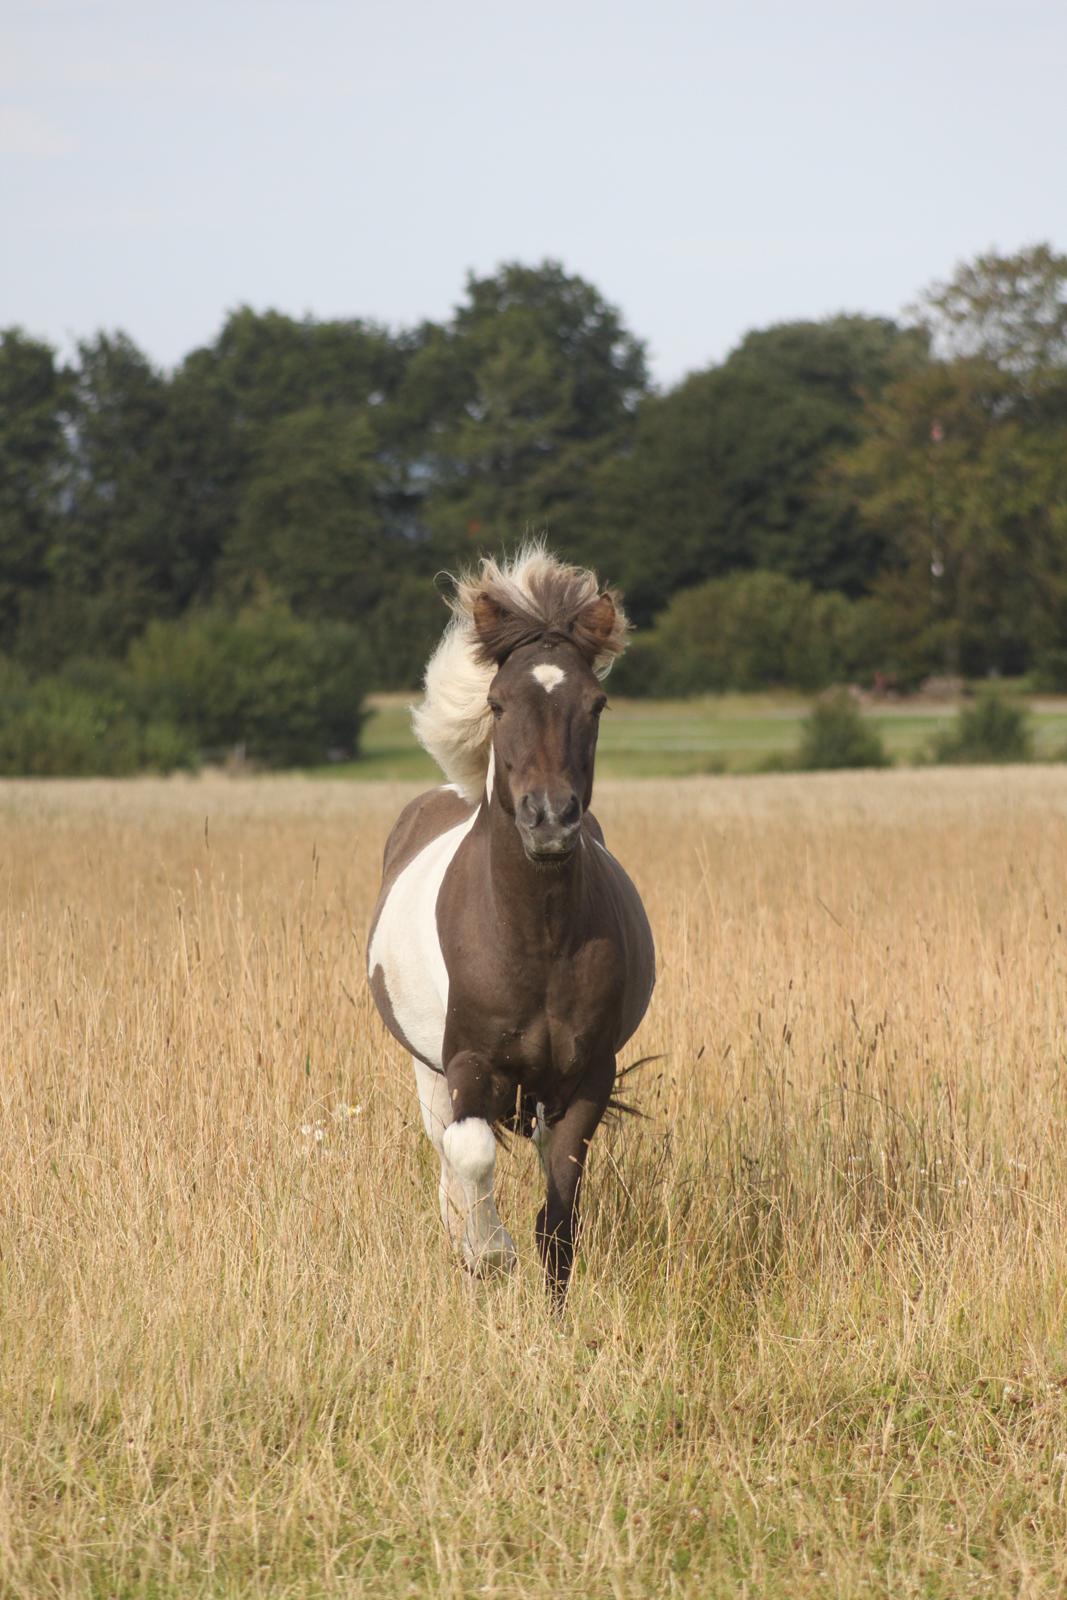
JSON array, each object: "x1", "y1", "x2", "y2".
[{"x1": 3, "y1": 769, "x2": 1067, "y2": 1597}]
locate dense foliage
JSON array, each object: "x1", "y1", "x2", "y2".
[
  {"x1": 1, "y1": 246, "x2": 1066, "y2": 768},
  {"x1": 0, "y1": 660, "x2": 194, "y2": 777},
  {"x1": 0, "y1": 602, "x2": 369, "y2": 773},
  {"x1": 610, "y1": 571, "x2": 885, "y2": 696}
]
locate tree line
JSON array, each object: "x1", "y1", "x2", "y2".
[{"x1": 1, "y1": 245, "x2": 1065, "y2": 769}]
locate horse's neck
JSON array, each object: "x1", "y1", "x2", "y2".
[{"x1": 479, "y1": 792, "x2": 587, "y2": 950}]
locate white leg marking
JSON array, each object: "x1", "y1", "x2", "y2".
[
  {"x1": 441, "y1": 1118, "x2": 516, "y2": 1275},
  {"x1": 413, "y1": 1058, "x2": 468, "y2": 1242},
  {"x1": 531, "y1": 663, "x2": 565, "y2": 693}
]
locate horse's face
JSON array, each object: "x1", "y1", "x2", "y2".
[{"x1": 486, "y1": 640, "x2": 607, "y2": 863}]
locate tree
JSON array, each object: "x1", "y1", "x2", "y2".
[
  {"x1": 40, "y1": 332, "x2": 175, "y2": 658},
  {"x1": 838, "y1": 245, "x2": 1067, "y2": 680},
  {"x1": 222, "y1": 406, "x2": 392, "y2": 620},
  {"x1": 398, "y1": 261, "x2": 649, "y2": 561},
  {"x1": 165, "y1": 309, "x2": 411, "y2": 609},
  {"x1": 0, "y1": 330, "x2": 68, "y2": 644},
  {"x1": 577, "y1": 316, "x2": 923, "y2": 623},
  {"x1": 453, "y1": 261, "x2": 648, "y2": 439},
  {"x1": 917, "y1": 243, "x2": 1067, "y2": 375}
]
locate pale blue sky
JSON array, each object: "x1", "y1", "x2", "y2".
[{"x1": 2, "y1": 0, "x2": 1064, "y2": 386}]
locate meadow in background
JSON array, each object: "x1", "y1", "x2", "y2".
[
  {"x1": 342, "y1": 689, "x2": 1067, "y2": 782},
  {"x1": 3, "y1": 768, "x2": 1067, "y2": 1597}
]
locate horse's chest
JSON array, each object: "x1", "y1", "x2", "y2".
[{"x1": 447, "y1": 934, "x2": 623, "y2": 1083}]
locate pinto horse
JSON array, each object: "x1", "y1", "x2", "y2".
[{"x1": 367, "y1": 548, "x2": 655, "y2": 1300}]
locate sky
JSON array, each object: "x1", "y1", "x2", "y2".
[{"x1": 2, "y1": 0, "x2": 1065, "y2": 388}]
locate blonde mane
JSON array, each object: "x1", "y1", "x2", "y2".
[{"x1": 411, "y1": 543, "x2": 629, "y2": 802}]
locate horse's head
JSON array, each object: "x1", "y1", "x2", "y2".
[{"x1": 473, "y1": 590, "x2": 619, "y2": 864}]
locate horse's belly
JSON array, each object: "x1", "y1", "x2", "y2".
[{"x1": 367, "y1": 812, "x2": 478, "y2": 1068}]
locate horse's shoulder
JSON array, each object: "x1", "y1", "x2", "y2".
[{"x1": 379, "y1": 785, "x2": 475, "y2": 893}]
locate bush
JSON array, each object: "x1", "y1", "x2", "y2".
[
  {"x1": 662, "y1": 572, "x2": 824, "y2": 693},
  {"x1": 931, "y1": 691, "x2": 1033, "y2": 765},
  {"x1": 0, "y1": 598, "x2": 369, "y2": 775},
  {"x1": 794, "y1": 691, "x2": 889, "y2": 770},
  {"x1": 624, "y1": 571, "x2": 891, "y2": 697},
  {"x1": 0, "y1": 671, "x2": 196, "y2": 776},
  {"x1": 126, "y1": 599, "x2": 370, "y2": 766}
]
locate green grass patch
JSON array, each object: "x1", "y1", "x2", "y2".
[{"x1": 313, "y1": 690, "x2": 1067, "y2": 781}]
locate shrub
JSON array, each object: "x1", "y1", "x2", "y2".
[
  {"x1": 0, "y1": 672, "x2": 195, "y2": 776},
  {"x1": 126, "y1": 599, "x2": 370, "y2": 766},
  {"x1": 627, "y1": 571, "x2": 890, "y2": 696},
  {"x1": 0, "y1": 601, "x2": 369, "y2": 775},
  {"x1": 795, "y1": 691, "x2": 889, "y2": 771},
  {"x1": 931, "y1": 691, "x2": 1033, "y2": 765},
  {"x1": 663, "y1": 572, "x2": 822, "y2": 692}
]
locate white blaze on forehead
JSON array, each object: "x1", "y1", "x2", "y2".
[{"x1": 531, "y1": 663, "x2": 566, "y2": 693}]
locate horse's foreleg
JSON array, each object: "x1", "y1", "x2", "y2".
[
  {"x1": 412, "y1": 1058, "x2": 467, "y2": 1246},
  {"x1": 536, "y1": 1056, "x2": 615, "y2": 1305},
  {"x1": 441, "y1": 1050, "x2": 516, "y2": 1276}
]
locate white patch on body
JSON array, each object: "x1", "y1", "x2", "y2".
[
  {"x1": 442, "y1": 1118, "x2": 516, "y2": 1274},
  {"x1": 368, "y1": 810, "x2": 478, "y2": 1067},
  {"x1": 532, "y1": 663, "x2": 565, "y2": 693}
]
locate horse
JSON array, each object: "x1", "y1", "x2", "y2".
[{"x1": 367, "y1": 547, "x2": 655, "y2": 1301}]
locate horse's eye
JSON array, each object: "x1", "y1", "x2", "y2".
[
  {"x1": 489, "y1": 700, "x2": 504, "y2": 719},
  {"x1": 592, "y1": 697, "x2": 608, "y2": 718}
]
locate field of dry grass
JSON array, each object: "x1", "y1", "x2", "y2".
[{"x1": 3, "y1": 768, "x2": 1067, "y2": 1597}]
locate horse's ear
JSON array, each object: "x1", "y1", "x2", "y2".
[
  {"x1": 472, "y1": 591, "x2": 516, "y2": 664},
  {"x1": 572, "y1": 592, "x2": 618, "y2": 659}
]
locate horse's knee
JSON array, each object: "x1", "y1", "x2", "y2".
[{"x1": 442, "y1": 1116, "x2": 496, "y2": 1185}]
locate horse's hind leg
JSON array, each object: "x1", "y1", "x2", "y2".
[
  {"x1": 441, "y1": 1050, "x2": 517, "y2": 1277},
  {"x1": 412, "y1": 1058, "x2": 466, "y2": 1248}
]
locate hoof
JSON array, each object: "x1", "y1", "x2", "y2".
[{"x1": 462, "y1": 1225, "x2": 517, "y2": 1278}]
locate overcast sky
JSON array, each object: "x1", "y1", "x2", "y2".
[{"x1": 2, "y1": 0, "x2": 1064, "y2": 387}]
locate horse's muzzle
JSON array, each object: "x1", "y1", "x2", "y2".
[{"x1": 517, "y1": 791, "x2": 582, "y2": 863}]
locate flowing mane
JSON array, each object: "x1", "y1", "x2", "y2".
[{"x1": 412, "y1": 543, "x2": 630, "y2": 802}]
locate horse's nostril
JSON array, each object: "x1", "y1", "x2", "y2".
[
  {"x1": 520, "y1": 793, "x2": 544, "y2": 826},
  {"x1": 560, "y1": 793, "x2": 581, "y2": 827}
]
